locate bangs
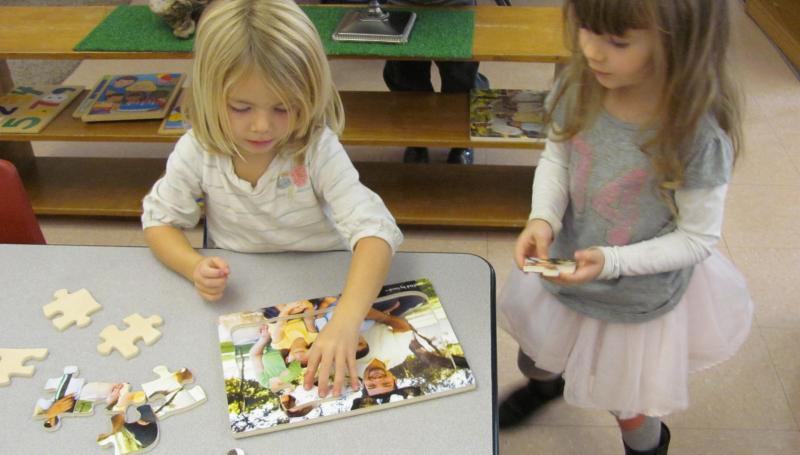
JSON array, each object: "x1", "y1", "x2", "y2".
[{"x1": 570, "y1": 0, "x2": 651, "y2": 35}]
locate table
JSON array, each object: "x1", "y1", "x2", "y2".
[{"x1": 0, "y1": 244, "x2": 497, "y2": 454}]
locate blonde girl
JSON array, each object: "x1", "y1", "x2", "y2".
[
  {"x1": 498, "y1": 1, "x2": 753, "y2": 453},
  {"x1": 142, "y1": 0, "x2": 403, "y2": 398}
]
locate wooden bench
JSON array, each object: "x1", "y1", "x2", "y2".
[{"x1": 0, "y1": 5, "x2": 568, "y2": 228}]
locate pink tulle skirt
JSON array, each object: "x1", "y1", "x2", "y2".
[{"x1": 499, "y1": 250, "x2": 753, "y2": 418}]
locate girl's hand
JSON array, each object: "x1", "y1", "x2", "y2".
[
  {"x1": 544, "y1": 248, "x2": 604, "y2": 285},
  {"x1": 303, "y1": 316, "x2": 361, "y2": 398},
  {"x1": 515, "y1": 219, "x2": 555, "y2": 268},
  {"x1": 192, "y1": 256, "x2": 230, "y2": 301}
]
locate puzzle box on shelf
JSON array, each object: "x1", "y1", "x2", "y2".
[
  {"x1": 79, "y1": 73, "x2": 185, "y2": 122},
  {"x1": 0, "y1": 85, "x2": 81, "y2": 133},
  {"x1": 157, "y1": 89, "x2": 190, "y2": 135},
  {"x1": 217, "y1": 278, "x2": 475, "y2": 438},
  {"x1": 469, "y1": 88, "x2": 548, "y2": 143}
]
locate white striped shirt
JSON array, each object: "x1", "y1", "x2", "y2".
[{"x1": 142, "y1": 128, "x2": 403, "y2": 253}]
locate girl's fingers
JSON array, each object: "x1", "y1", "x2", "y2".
[
  {"x1": 198, "y1": 276, "x2": 227, "y2": 289},
  {"x1": 348, "y1": 358, "x2": 360, "y2": 391},
  {"x1": 303, "y1": 350, "x2": 321, "y2": 390},
  {"x1": 315, "y1": 355, "x2": 332, "y2": 397},
  {"x1": 332, "y1": 353, "x2": 347, "y2": 397}
]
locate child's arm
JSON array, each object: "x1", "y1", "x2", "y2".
[
  {"x1": 514, "y1": 139, "x2": 570, "y2": 268},
  {"x1": 142, "y1": 134, "x2": 229, "y2": 301},
  {"x1": 303, "y1": 236, "x2": 392, "y2": 398},
  {"x1": 551, "y1": 184, "x2": 728, "y2": 285},
  {"x1": 144, "y1": 225, "x2": 229, "y2": 301}
]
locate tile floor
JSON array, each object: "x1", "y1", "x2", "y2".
[{"x1": 27, "y1": 0, "x2": 800, "y2": 453}]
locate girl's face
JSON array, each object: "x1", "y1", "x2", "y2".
[
  {"x1": 578, "y1": 27, "x2": 660, "y2": 92},
  {"x1": 226, "y1": 70, "x2": 293, "y2": 157}
]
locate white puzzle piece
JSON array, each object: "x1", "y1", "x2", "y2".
[
  {"x1": 32, "y1": 365, "x2": 86, "y2": 431},
  {"x1": 97, "y1": 314, "x2": 164, "y2": 359},
  {"x1": 43, "y1": 288, "x2": 103, "y2": 331},
  {"x1": 0, "y1": 347, "x2": 48, "y2": 386},
  {"x1": 141, "y1": 365, "x2": 207, "y2": 419},
  {"x1": 97, "y1": 404, "x2": 159, "y2": 455}
]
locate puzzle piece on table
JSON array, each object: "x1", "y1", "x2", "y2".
[
  {"x1": 43, "y1": 288, "x2": 102, "y2": 331},
  {"x1": 0, "y1": 348, "x2": 48, "y2": 386},
  {"x1": 32, "y1": 365, "x2": 86, "y2": 431},
  {"x1": 79, "y1": 382, "x2": 147, "y2": 415},
  {"x1": 141, "y1": 365, "x2": 206, "y2": 419},
  {"x1": 97, "y1": 404, "x2": 160, "y2": 455},
  {"x1": 97, "y1": 314, "x2": 164, "y2": 359}
]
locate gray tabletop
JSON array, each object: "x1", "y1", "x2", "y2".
[{"x1": 0, "y1": 244, "x2": 497, "y2": 454}]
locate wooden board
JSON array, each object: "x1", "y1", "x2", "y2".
[
  {"x1": 24, "y1": 157, "x2": 533, "y2": 228},
  {"x1": 0, "y1": 90, "x2": 544, "y2": 150},
  {"x1": 0, "y1": 6, "x2": 569, "y2": 63},
  {"x1": 747, "y1": 0, "x2": 800, "y2": 71}
]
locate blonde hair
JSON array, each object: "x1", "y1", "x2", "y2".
[
  {"x1": 550, "y1": 0, "x2": 742, "y2": 197},
  {"x1": 187, "y1": 0, "x2": 344, "y2": 160}
]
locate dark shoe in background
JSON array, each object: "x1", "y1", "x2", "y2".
[
  {"x1": 498, "y1": 377, "x2": 565, "y2": 429},
  {"x1": 403, "y1": 147, "x2": 430, "y2": 163},
  {"x1": 447, "y1": 147, "x2": 474, "y2": 165}
]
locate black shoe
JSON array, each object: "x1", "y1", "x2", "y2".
[
  {"x1": 498, "y1": 377, "x2": 565, "y2": 429},
  {"x1": 403, "y1": 147, "x2": 429, "y2": 163},
  {"x1": 447, "y1": 147, "x2": 474, "y2": 165},
  {"x1": 624, "y1": 422, "x2": 671, "y2": 455}
]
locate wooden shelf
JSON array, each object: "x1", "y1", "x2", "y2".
[
  {"x1": 0, "y1": 90, "x2": 544, "y2": 150},
  {"x1": 24, "y1": 157, "x2": 533, "y2": 228},
  {"x1": 0, "y1": 5, "x2": 569, "y2": 63},
  {"x1": 747, "y1": 0, "x2": 800, "y2": 71}
]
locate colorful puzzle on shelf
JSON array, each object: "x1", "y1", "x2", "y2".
[
  {"x1": 469, "y1": 88, "x2": 549, "y2": 143},
  {"x1": 0, "y1": 85, "x2": 82, "y2": 133},
  {"x1": 79, "y1": 73, "x2": 185, "y2": 122},
  {"x1": 217, "y1": 278, "x2": 475, "y2": 438}
]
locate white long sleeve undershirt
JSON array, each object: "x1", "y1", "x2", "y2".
[{"x1": 530, "y1": 139, "x2": 727, "y2": 280}]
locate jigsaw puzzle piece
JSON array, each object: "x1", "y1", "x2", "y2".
[
  {"x1": 0, "y1": 347, "x2": 48, "y2": 386},
  {"x1": 32, "y1": 365, "x2": 85, "y2": 431},
  {"x1": 78, "y1": 382, "x2": 147, "y2": 415},
  {"x1": 97, "y1": 404, "x2": 159, "y2": 455},
  {"x1": 97, "y1": 314, "x2": 164, "y2": 359},
  {"x1": 141, "y1": 365, "x2": 206, "y2": 419},
  {"x1": 43, "y1": 288, "x2": 102, "y2": 331}
]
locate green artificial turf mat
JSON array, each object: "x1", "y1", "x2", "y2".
[{"x1": 74, "y1": 5, "x2": 473, "y2": 59}]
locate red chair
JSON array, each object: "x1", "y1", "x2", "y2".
[{"x1": 0, "y1": 159, "x2": 45, "y2": 244}]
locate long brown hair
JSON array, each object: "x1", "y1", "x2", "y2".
[{"x1": 550, "y1": 0, "x2": 741, "y2": 197}]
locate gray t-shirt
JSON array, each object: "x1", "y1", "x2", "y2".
[{"x1": 542, "y1": 88, "x2": 734, "y2": 323}]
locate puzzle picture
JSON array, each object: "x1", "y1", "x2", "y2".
[
  {"x1": 141, "y1": 365, "x2": 207, "y2": 419},
  {"x1": 32, "y1": 365, "x2": 87, "y2": 431},
  {"x1": 79, "y1": 382, "x2": 147, "y2": 414},
  {"x1": 0, "y1": 347, "x2": 48, "y2": 386},
  {"x1": 43, "y1": 288, "x2": 103, "y2": 331},
  {"x1": 218, "y1": 278, "x2": 475, "y2": 438},
  {"x1": 97, "y1": 313, "x2": 164, "y2": 359},
  {"x1": 97, "y1": 404, "x2": 159, "y2": 455},
  {"x1": 523, "y1": 257, "x2": 577, "y2": 276}
]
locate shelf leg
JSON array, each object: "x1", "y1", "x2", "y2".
[{"x1": 0, "y1": 59, "x2": 36, "y2": 176}]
